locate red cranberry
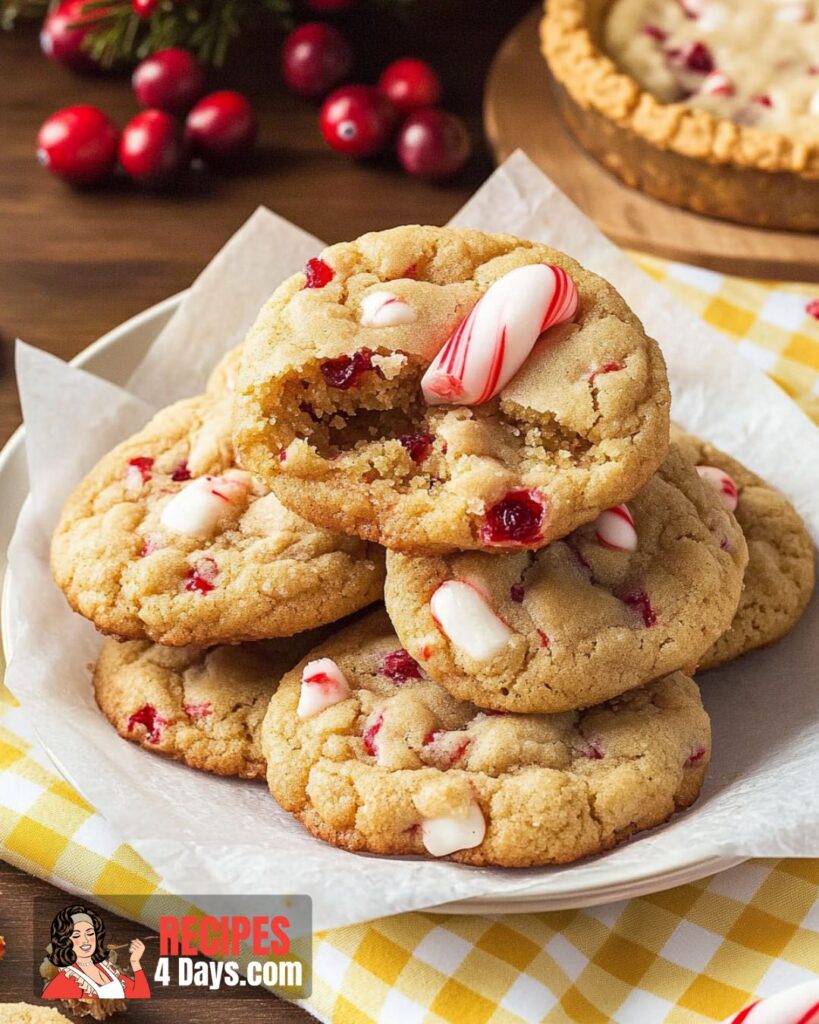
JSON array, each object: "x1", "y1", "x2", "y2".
[
  {"x1": 685, "y1": 746, "x2": 707, "y2": 766},
  {"x1": 670, "y1": 41, "x2": 714, "y2": 73},
  {"x1": 128, "y1": 456, "x2": 154, "y2": 481},
  {"x1": 304, "y1": 257, "x2": 334, "y2": 288},
  {"x1": 171, "y1": 462, "x2": 191, "y2": 482},
  {"x1": 119, "y1": 110, "x2": 186, "y2": 186},
  {"x1": 510, "y1": 583, "x2": 525, "y2": 603},
  {"x1": 400, "y1": 433, "x2": 433, "y2": 464},
  {"x1": 320, "y1": 348, "x2": 374, "y2": 389},
  {"x1": 396, "y1": 108, "x2": 471, "y2": 179},
  {"x1": 282, "y1": 23, "x2": 353, "y2": 99},
  {"x1": 753, "y1": 94, "x2": 773, "y2": 107},
  {"x1": 127, "y1": 704, "x2": 166, "y2": 744},
  {"x1": 382, "y1": 649, "x2": 422, "y2": 683},
  {"x1": 132, "y1": 0, "x2": 158, "y2": 16},
  {"x1": 807, "y1": 299, "x2": 819, "y2": 319},
  {"x1": 319, "y1": 85, "x2": 396, "y2": 158},
  {"x1": 480, "y1": 490, "x2": 545, "y2": 546},
  {"x1": 185, "y1": 557, "x2": 218, "y2": 594},
  {"x1": 362, "y1": 712, "x2": 383, "y2": 756},
  {"x1": 641, "y1": 24, "x2": 667, "y2": 40},
  {"x1": 37, "y1": 105, "x2": 118, "y2": 184},
  {"x1": 186, "y1": 90, "x2": 257, "y2": 165},
  {"x1": 537, "y1": 630, "x2": 550, "y2": 649},
  {"x1": 378, "y1": 58, "x2": 441, "y2": 115},
  {"x1": 133, "y1": 49, "x2": 205, "y2": 114},
  {"x1": 40, "y1": 0, "x2": 102, "y2": 73},
  {"x1": 622, "y1": 590, "x2": 657, "y2": 627}
]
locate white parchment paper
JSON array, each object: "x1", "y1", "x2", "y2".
[{"x1": 6, "y1": 152, "x2": 819, "y2": 930}]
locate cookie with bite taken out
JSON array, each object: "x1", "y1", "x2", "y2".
[{"x1": 233, "y1": 225, "x2": 670, "y2": 555}]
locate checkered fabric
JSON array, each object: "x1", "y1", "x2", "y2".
[{"x1": 2, "y1": 260, "x2": 819, "y2": 1024}]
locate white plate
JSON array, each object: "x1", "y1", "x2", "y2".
[{"x1": 0, "y1": 294, "x2": 743, "y2": 914}]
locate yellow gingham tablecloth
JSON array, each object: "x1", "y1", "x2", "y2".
[{"x1": 2, "y1": 257, "x2": 819, "y2": 1024}]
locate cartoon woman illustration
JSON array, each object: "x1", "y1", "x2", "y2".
[{"x1": 42, "y1": 904, "x2": 150, "y2": 1000}]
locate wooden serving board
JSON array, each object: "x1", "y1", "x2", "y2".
[{"x1": 484, "y1": 6, "x2": 819, "y2": 282}]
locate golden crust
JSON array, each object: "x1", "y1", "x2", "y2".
[{"x1": 541, "y1": 0, "x2": 819, "y2": 178}]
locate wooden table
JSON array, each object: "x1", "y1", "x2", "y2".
[{"x1": 0, "y1": 3, "x2": 532, "y2": 1019}]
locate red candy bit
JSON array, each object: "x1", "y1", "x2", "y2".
[
  {"x1": 279, "y1": 450, "x2": 288, "y2": 463},
  {"x1": 753, "y1": 94, "x2": 774, "y2": 108},
  {"x1": 576, "y1": 735, "x2": 604, "y2": 760},
  {"x1": 587, "y1": 361, "x2": 624, "y2": 386},
  {"x1": 171, "y1": 462, "x2": 191, "y2": 482},
  {"x1": 422, "y1": 729, "x2": 469, "y2": 767},
  {"x1": 304, "y1": 257, "x2": 334, "y2": 289},
  {"x1": 669, "y1": 41, "x2": 714, "y2": 73},
  {"x1": 127, "y1": 704, "x2": 167, "y2": 744},
  {"x1": 128, "y1": 456, "x2": 154, "y2": 482},
  {"x1": 685, "y1": 745, "x2": 707, "y2": 766},
  {"x1": 480, "y1": 490, "x2": 546, "y2": 546},
  {"x1": 399, "y1": 433, "x2": 434, "y2": 464},
  {"x1": 509, "y1": 583, "x2": 525, "y2": 604},
  {"x1": 362, "y1": 711, "x2": 383, "y2": 757},
  {"x1": 641, "y1": 24, "x2": 667, "y2": 40},
  {"x1": 139, "y1": 535, "x2": 159, "y2": 558},
  {"x1": 807, "y1": 299, "x2": 819, "y2": 319},
  {"x1": 382, "y1": 649, "x2": 422, "y2": 683},
  {"x1": 320, "y1": 348, "x2": 374, "y2": 390},
  {"x1": 184, "y1": 702, "x2": 212, "y2": 720},
  {"x1": 622, "y1": 590, "x2": 657, "y2": 627},
  {"x1": 184, "y1": 557, "x2": 219, "y2": 594},
  {"x1": 537, "y1": 630, "x2": 550, "y2": 649}
]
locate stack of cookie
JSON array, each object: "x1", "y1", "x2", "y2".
[{"x1": 52, "y1": 227, "x2": 815, "y2": 867}]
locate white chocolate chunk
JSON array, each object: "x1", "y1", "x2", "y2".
[
  {"x1": 297, "y1": 658, "x2": 351, "y2": 719},
  {"x1": 160, "y1": 470, "x2": 251, "y2": 539},
  {"x1": 360, "y1": 290, "x2": 418, "y2": 327},
  {"x1": 430, "y1": 580, "x2": 513, "y2": 662},
  {"x1": 421, "y1": 801, "x2": 486, "y2": 857}
]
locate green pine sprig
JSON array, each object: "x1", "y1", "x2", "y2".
[{"x1": 2, "y1": 0, "x2": 413, "y2": 66}]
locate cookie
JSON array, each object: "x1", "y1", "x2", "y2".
[
  {"x1": 234, "y1": 225, "x2": 670, "y2": 555},
  {"x1": 671, "y1": 426, "x2": 815, "y2": 670},
  {"x1": 383, "y1": 444, "x2": 747, "y2": 712},
  {"x1": 94, "y1": 633, "x2": 323, "y2": 777},
  {"x1": 51, "y1": 391, "x2": 384, "y2": 646},
  {"x1": 262, "y1": 611, "x2": 710, "y2": 866},
  {"x1": 0, "y1": 1008, "x2": 71, "y2": 1024}
]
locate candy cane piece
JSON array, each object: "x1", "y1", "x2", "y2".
[
  {"x1": 297, "y1": 658, "x2": 351, "y2": 719},
  {"x1": 160, "y1": 470, "x2": 252, "y2": 539},
  {"x1": 421, "y1": 263, "x2": 578, "y2": 406},
  {"x1": 360, "y1": 290, "x2": 417, "y2": 327},
  {"x1": 723, "y1": 980, "x2": 819, "y2": 1023},
  {"x1": 421, "y1": 800, "x2": 486, "y2": 857},
  {"x1": 430, "y1": 580, "x2": 513, "y2": 662},
  {"x1": 594, "y1": 504, "x2": 638, "y2": 552},
  {"x1": 696, "y1": 465, "x2": 739, "y2": 512}
]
